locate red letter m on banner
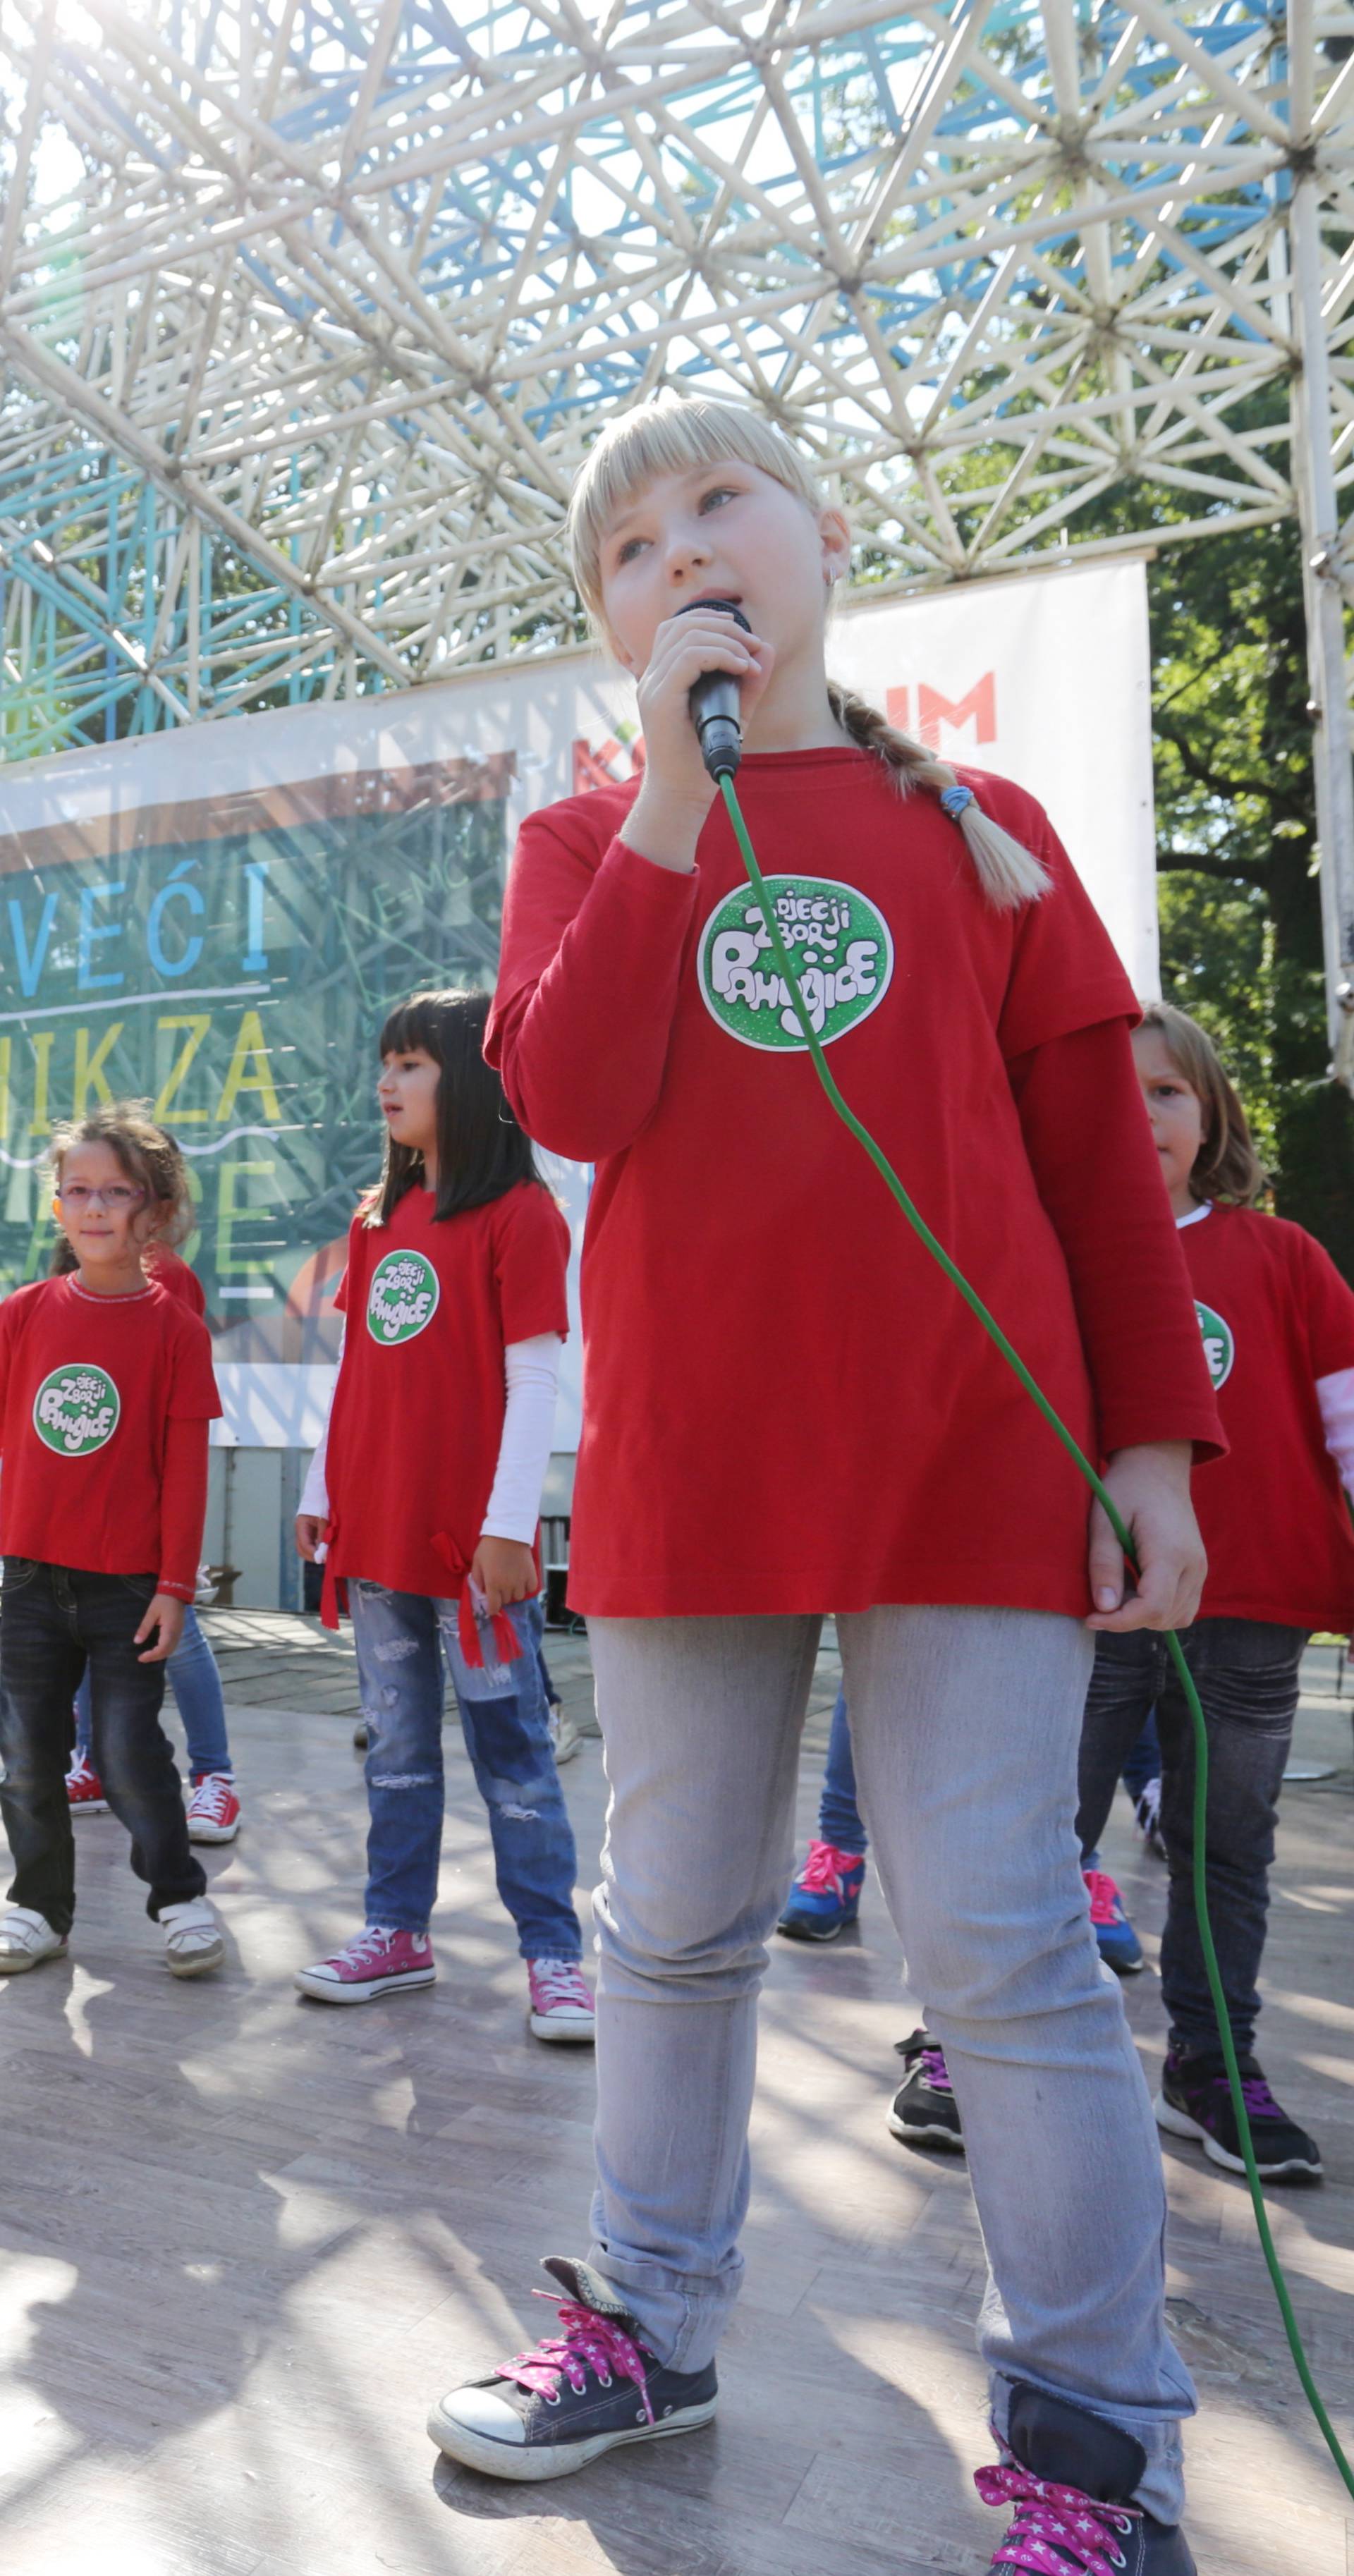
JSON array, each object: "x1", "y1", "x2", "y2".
[{"x1": 886, "y1": 675, "x2": 996, "y2": 753}]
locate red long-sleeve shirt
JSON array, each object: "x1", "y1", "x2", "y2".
[{"x1": 487, "y1": 748, "x2": 1221, "y2": 1617}]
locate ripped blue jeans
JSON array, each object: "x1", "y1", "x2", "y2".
[{"x1": 348, "y1": 1582, "x2": 582, "y2": 1958}]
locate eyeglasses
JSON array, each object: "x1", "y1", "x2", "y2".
[{"x1": 56, "y1": 1184, "x2": 145, "y2": 1209}]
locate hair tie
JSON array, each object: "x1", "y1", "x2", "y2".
[{"x1": 940, "y1": 783, "x2": 975, "y2": 819}]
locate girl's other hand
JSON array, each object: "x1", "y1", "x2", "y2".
[
  {"x1": 137, "y1": 1592, "x2": 186, "y2": 1663},
  {"x1": 1085, "y1": 1442, "x2": 1205, "y2": 1632},
  {"x1": 470, "y1": 1536, "x2": 539, "y2": 1618},
  {"x1": 295, "y1": 1513, "x2": 329, "y2": 1561},
  {"x1": 624, "y1": 608, "x2": 774, "y2": 872}
]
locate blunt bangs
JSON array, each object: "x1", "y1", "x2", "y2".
[
  {"x1": 367, "y1": 987, "x2": 544, "y2": 1228},
  {"x1": 566, "y1": 396, "x2": 825, "y2": 625},
  {"x1": 378, "y1": 993, "x2": 451, "y2": 1063}
]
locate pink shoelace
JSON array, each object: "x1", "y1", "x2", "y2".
[
  {"x1": 975, "y1": 2464, "x2": 1139, "y2": 2572},
  {"x1": 529, "y1": 1959, "x2": 592, "y2": 2012},
  {"x1": 332, "y1": 1926, "x2": 402, "y2": 1969},
  {"x1": 798, "y1": 1840, "x2": 863, "y2": 1895},
  {"x1": 496, "y1": 2295, "x2": 654, "y2": 2424},
  {"x1": 1082, "y1": 1869, "x2": 1125, "y2": 1929}
]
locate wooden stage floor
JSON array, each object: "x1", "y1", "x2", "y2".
[{"x1": 1, "y1": 1617, "x2": 1350, "y2": 2576}]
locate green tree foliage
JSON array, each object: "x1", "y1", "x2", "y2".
[{"x1": 1145, "y1": 515, "x2": 1354, "y2": 1278}]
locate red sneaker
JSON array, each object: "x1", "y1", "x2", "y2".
[
  {"x1": 527, "y1": 1958, "x2": 596, "y2": 2044},
  {"x1": 66, "y1": 1752, "x2": 109, "y2": 1815},
  {"x1": 186, "y1": 1773, "x2": 241, "y2": 1844},
  {"x1": 294, "y1": 1925, "x2": 436, "y2": 2004}
]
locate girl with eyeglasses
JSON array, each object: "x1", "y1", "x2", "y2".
[{"x1": 0, "y1": 1102, "x2": 224, "y2": 1982}]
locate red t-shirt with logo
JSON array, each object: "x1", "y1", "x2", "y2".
[
  {"x1": 1181, "y1": 1204, "x2": 1354, "y2": 1630},
  {"x1": 487, "y1": 748, "x2": 1221, "y2": 1618},
  {"x1": 324, "y1": 1179, "x2": 571, "y2": 1600},
  {"x1": 0, "y1": 1276, "x2": 221, "y2": 1585}
]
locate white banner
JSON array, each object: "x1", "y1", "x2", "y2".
[{"x1": 0, "y1": 558, "x2": 1154, "y2": 1448}]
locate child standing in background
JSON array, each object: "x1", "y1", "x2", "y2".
[
  {"x1": 0, "y1": 1106, "x2": 224, "y2": 1980},
  {"x1": 1078, "y1": 1003, "x2": 1354, "y2": 2183},
  {"x1": 295, "y1": 989, "x2": 592, "y2": 2041},
  {"x1": 61, "y1": 1236, "x2": 241, "y2": 1845}
]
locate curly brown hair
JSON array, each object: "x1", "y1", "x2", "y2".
[{"x1": 49, "y1": 1101, "x2": 194, "y2": 1272}]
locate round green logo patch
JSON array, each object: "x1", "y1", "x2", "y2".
[
  {"x1": 697, "y1": 874, "x2": 893, "y2": 1051},
  {"x1": 1195, "y1": 1299, "x2": 1235, "y2": 1390},
  {"x1": 33, "y1": 1364, "x2": 121, "y2": 1457},
  {"x1": 367, "y1": 1248, "x2": 440, "y2": 1345}
]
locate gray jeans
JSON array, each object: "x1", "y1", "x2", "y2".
[{"x1": 586, "y1": 1606, "x2": 1194, "y2": 2521}]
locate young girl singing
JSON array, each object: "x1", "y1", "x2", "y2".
[
  {"x1": 1078, "y1": 1003, "x2": 1354, "y2": 2183},
  {"x1": 293, "y1": 989, "x2": 593, "y2": 2042},
  {"x1": 426, "y1": 398, "x2": 1220, "y2": 2575},
  {"x1": 0, "y1": 1105, "x2": 224, "y2": 1979}
]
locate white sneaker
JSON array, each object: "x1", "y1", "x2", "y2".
[
  {"x1": 0, "y1": 1906, "x2": 68, "y2": 1972},
  {"x1": 548, "y1": 1707, "x2": 580, "y2": 1764},
  {"x1": 161, "y1": 1897, "x2": 224, "y2": 1978}
]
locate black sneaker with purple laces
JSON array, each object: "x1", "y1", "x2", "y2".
[
  {"x1": 888, "y1": 2027, "x2": 965, "y2": 2151},
  {"x1": 1156, "y1": 2048, "x2": 1321, "y2": 2181},
  {"x1": 427, "y1": 2257, "x2": 718, "y2": 2481}
]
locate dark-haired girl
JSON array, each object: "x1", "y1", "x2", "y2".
[{"x1": 293, "y1": 990, "x2": 592, "y2": 2040}]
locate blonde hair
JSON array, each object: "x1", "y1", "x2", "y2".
[
  {"x1": 566, "y1": 394, "x2": 1049, "y2": 912},
  {"x1": 1137, "y1": 1003, "x2": 1268, "y2": 1207},
  {"x1": 50, "y1": 1100, "x2": 193, "y2": 1262}
]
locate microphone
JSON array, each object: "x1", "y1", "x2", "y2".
[{"x1": 675, "y1": 596, "x2": 751, "y2": 781}]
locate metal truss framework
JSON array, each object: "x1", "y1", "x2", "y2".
[{"x1": 2, "y1": 1, "x2": 1354, "y2": 1039}]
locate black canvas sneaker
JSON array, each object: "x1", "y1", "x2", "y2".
[
  {"x1": 977, "y1": 2383, "x2": 1196, "y2": 2572},
  {"x1": 427, "y1": 2256, "x2": 718, "y2": 2481},
  {"x1": 888, "y1": 2028, "x2": 965, "y2": 2151},
  {"x1": 1156, "y1": 2048, "x2": 1322, "y2": 2180}
]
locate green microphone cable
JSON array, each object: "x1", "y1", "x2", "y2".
[{"x1": 717, "y1": 767, "x2": 1354, "y2": 2501}]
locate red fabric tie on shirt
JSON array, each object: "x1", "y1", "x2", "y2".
[
  {"x1": 319, "y1": 1524, "x2": 522, "y2": 1668},
  {"x1": 432, "y1": 1532, "x2": 524, "y2": 1668}
]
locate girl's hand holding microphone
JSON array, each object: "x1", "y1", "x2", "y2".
[{"x1": 623, "y1": 606, "x2": 772, "y2": 875}]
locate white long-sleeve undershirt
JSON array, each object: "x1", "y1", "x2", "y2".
[
  {"x1": 1177, "y1": 1202, "x2": 1354, "y2": 1502},
  {"x1": 1316, "y1": 1366, "x2": 1354, "y2": 1500},
  {"x1": 298, "y1": 1331, "x2": 563, "y2": 1548},
  {"x1": 481, "y1": 1334, "x2": 564, "y2": 1543}
]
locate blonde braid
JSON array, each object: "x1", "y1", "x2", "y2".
[{"x1": 827, "y1": 680, "x2": 1049, "y2": 912}]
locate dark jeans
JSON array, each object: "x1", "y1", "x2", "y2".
[
  {"x1": 0, "y1": 1558, "x2": 205, "y2": 1936},
  {"x1": 1075, "y1": 1618, "x2": 1306, "y2": 2058},
  {"x1": 1120, "y1": 1705, "x2": 1161, "y2": 1801}
]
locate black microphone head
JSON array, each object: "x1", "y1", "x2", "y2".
[
  {"x1": 673, "y1": 595, "x2": 751, "y2": 635},
  {"x1": 674, "y1": 599, "x2": 750, "y2": 779}
]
